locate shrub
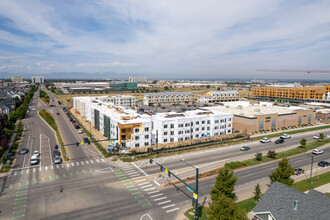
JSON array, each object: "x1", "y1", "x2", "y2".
[
  {"x1": 225, "y1": 161, "x2": 247, "y2": 169},
  {"x1": 267, "y1": 150, "x2": 277, "y2": 159},
  {"x1": 255, "y1": 152, "x2": 262, "y2": 161}
]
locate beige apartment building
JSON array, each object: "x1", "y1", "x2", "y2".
[
  {"x1": 143, "y1": 92, "x2": 195, "y2": 106},
  {"x1": 203, "y1": 101, "x2": 315, "y2": 134},
  {"x1": 197, "y1": 91, "x2": 240, "y2": 103}
]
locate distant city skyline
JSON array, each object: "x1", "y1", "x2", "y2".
[{"x1": 1, "y1": 1, "x2": 330, "y2": 80}]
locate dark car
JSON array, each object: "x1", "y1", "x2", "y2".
[
  {"x1": 54, "y1": 145, "x2": 59, "y2": 150},
  {"x1": 275, "y1": 138, "x2": 284, "y2": 144},
  {"x1": 20, "y1": 148, "x2": 29, "y2": 154},
  {"x1": 54, "y1": 149, "x2": 61, "y2": 156},
  {"x1": 318, "y1": 161, "x2": 330, "y2": 167},
  {"x1": 72, "y1": 120, "x2": 76, "y2": 123},
  {"x1": 75, "y1": 125, "x2": 80, "y2": 129},
  {"x1": 56, "y1": 112, "x2": 60, "y2": 115},
  {"x1": 69, "y1": 118, "x2": 73, "y2": 122},
  {"x1": 83, "y1": 137, "x2": 89, "y2": 143},
  {"x1": 240, "y1": 146, "x2": 251, "y2": 151},
  {"x1": 294, "y1": 168, "x2": 305, "y2": 175}
]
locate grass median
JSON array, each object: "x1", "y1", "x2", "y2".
[
  {"x1": 39, "y1": 109, "x2": 69, "y2": 161},
  {"x1": 39, "y1": 90, "x2": 50, "y2": 105}
]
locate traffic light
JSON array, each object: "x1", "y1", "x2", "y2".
[
  {"x1": 149, "y1": 159, "x2": 153, "y2": 164},
  {"x1": 87, "y1": 140, "x2": 90, "y2": 145},
  {"x1": 76, "y1": 142, "x2": 79, "y2": 146},
  {"x1": 160, "y1": 165, "x2": 163, "y2": 172},
  {"x1": 168, "y1": 171, "x2": 171, "y2": 177}
]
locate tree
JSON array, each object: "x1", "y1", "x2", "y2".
[
  {"x1": 206, "y1": 85, "x2": 210, "y2": 89},
  {"x1": 2, "y1": 128, "x2": 13, "y2": 138},
  {"x1": 255, "y1": 152, "x2": 262, "y2": 161},
  {"x1": 164, "y1": 86, "x2": 169, "y2": 91},
  {"x1": 208, "y1": 194, "x2": 248, "y2": 220},
  {"x1": 253, "y1": 183, "x2": 262, "y2": 202},
  {"x1": 319, "y1": 133, "x2": 324, "y2": 140},
  {"x1": 217, "y1": 87, "x2": 220, "y2": 91},
  {"x1": 1, "y1": 154, "x2": 7, "y2": 164},
  {"x1": 210, "y1": 167, "x2": 237, "y2": 200},
  {"x1": 300, "y1": 138, "x2": 306, "y2": 148},
  {"x1": 267, "y1": 150, "x2": 277, "y2": 159},
  {"x1": 269, "y1": 158, "x2": 295, "y2": 186},
  {"x1": 0, "y1": 146, "x2": 4, "y2": 157}
]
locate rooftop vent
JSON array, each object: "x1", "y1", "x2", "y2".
[{"x1": 293, "y1": 200, "x2": 298, "y2": 211}]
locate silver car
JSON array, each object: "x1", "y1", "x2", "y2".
[{"x1": 54, "y1": 155, "x2": 62, "y2": 164}]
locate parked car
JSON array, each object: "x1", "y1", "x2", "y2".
[
  {"x1": 312, "y1": 149, "x2": 324, "y2": 155},
  {"x1": 56, "y1": 112, "x2": 60, "y2": 115},
  {"x1": 260, "y1": 138, "x2": 271, "y2": 143},
  {"x1": 30, "y1": 155, "x2": 38, "y2": 165},
  {"x1": 20, "y1": 148, "x2": 28, "y2": 154},
  {"x1": 54, "y1": 145, "x2": 59, "y2": 150},
  {"x1": 54, "y1": 149, "x2": 61, "y2": 156},
  {"x1": 294, "y1": 168, "x2": 305, "y2": 175},
  {"x1": 78, "y1": 129, "x2": 83, "y2": 134},
  {"x1": 280, "y1": 134, "x2": 291, "y2": 139},
  {"x1": 240, "y1": 146, "x2": 251, "y2": 151},
  {"x1": 69, "y1": 118, "x2": 73, "y2": 122},
  {"x1": 313, "y1": 135, "x2": 320, "y2": 139},
  {"x1": 31, "y1": 108, "x2": 36, "y2": 111},
  {"x1": 317, "y1": 161, "x2": 329, "y2": 167},
  {"x1": 54, "y1": 155, "x2": 62, "y2": 164},
  {"x1": 83, "y1": 137, "x2": 89, "y2": 143},
  {"x1": 275, "y1": 138, "x2": 284, "y2": 144},
  {"x1": 75, "y1": 125, "x2": 80, "y2": 129},
  {"x1": 33, "y1": 150, "x2": 40, "y2": 157}
]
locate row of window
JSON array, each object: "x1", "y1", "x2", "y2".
[
  {"x1": 164, "y1": 119, "x2": 230, "y2": 128},
  {"x1": 135, "y1": 135, "x2": 150, "y2": 140},
  {"x1": 163, "y1": 131, "x2": 230, "y2": 143},
  {"x1": 165, "y1": 125, "x2": 227, "y2": 135}
]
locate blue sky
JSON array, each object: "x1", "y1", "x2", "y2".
[{"x1": 0, "y1": 0, "x2": 330, "y2": 79}]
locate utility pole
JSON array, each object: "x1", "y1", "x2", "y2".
[
  {"x1": 156, "y1": 130, "x2": 158, "y2": 155},
  {"x1": 309, "y1": 155, "x2": 314, "y2": 184}
]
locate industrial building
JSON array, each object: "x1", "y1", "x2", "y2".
[
  {"x1": 197, "y1": 91, "x2": 240, "y2": 103},
  {"x1": 143, "y1": 92, "x2": 195, "y2": 106},
  {"x1": 203, "y1": 101, "x2": 315, "y2": 134},
  {"x1": 32, "y1": 76, "x2": 44, "y2": 84},
  {"x1": 73, "y1": 96, "x2": 233, "y2": 149},
  {"x1": 129, "y1": 76, "x2": 147, "y2": 83},
  {"x1": 252, "y1": 85, "x2": 330, "y2": 103},
  {"x1": 11, "y1": 76, "x2": 24, "y2": 83},
  {"x1": 109, "y1": 81, "x2": 137, "y2": 90}
]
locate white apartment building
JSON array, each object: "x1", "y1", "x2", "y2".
[
  {"x1": 197, "y1": 91, "x2": 240, "y2": 103},
  {"x1": 32, "y1": 76, "x2": 44, "y2": 84},
  {"x1": 143, "y1": 92, "x2": 195, "y2": 106},
  {"x1": 153, "y1": 110, "x2": 233, "y2": 144},
  {"x1": 129, "y1": 76, "x2": 147, "y2": 83},
  {"x1": 98, "y1": 95, "x2": 136, "y2": 107}
]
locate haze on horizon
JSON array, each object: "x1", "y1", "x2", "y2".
[{"x1": 0, "y1": 0, "x2": 330, "y2": 80}]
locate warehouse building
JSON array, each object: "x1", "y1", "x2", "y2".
[
  {"x1": 203, "y1": 101, "x2": 315, "y2": 134},
  {"x1": 197, "y1": 91, "x2": 240, "y2": 103},
  {"x1": 129, "y1": 76, "x2": 147, "y2": 83},
  {"x1": 74, "y1": 96, "x2": 233, "y2": 148},
  {"x1": 143, "y1": 92, "x2": 195, "y2": 106},
  {"x1": 109, "y1": 81, "x2": 137, "y2": 90}
]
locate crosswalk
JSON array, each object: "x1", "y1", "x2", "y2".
[
  {"x1": 116, "y1": 163, "x2": 180, "y2": 214},
  {"x1": 12, "y1": 158, "x2": 106, "y2": 176}
]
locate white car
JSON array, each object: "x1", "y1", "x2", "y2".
[
  {"x1": 313, "y1": 135, "x2": 320, "y2": 139},
  {"x1": 33, "y1": 151, "x2": 40, "y2": 157},
  {"x1": 54, "y1": 155, "x2": 62, "y2": 164},
  {"x1": 78, "y1": 129, "x2": 83, "y2": 134},
  {"x1": 280, "y1": 134, "x2": 291, "y2": 139},
  {"x1": 30, "y1": 155, "x2": 38, "y2": 165},
  {"x1": 312, "y1": 149, "x2": 324, "y2": 155},
  {"x1": 260, "y1": 138, "x2": 271, "y2": 143},
  {"x1": 31, "y1": 108, "x2": 36, "y2": 111}
]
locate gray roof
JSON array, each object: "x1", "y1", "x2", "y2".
[
  {"x1": 253, "y1": 182, "x2": 330, "y2": 220},
  {"x1": 144, "y1": 92, "x2": 194, "y2": 97}
]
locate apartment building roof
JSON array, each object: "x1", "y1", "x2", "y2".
[
  {"x1": 202, "y1": 101, "x2": 308, "y2": 118},
  {"x1": 144, "y1": 92, "x2": 194, "y2": 97},
  {"x1": 209, "y1": 91, "x2": 239, "y2": 95}
]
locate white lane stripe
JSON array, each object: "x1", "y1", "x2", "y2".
[
  {"x1": 56, "y1": 165, "x2": 59, "y2": 169},
  {"x1": 154, "y1": 197, "x2": 167, "y2": 201},
  {"x1": 66, "y1": 163, "x2": 69, "y2": 167},
  {"x1": 101, "y1": 159, "x2": 105, "y2": 162},
  {"x1": 132, "y1": 176, "x2": 145, "y2": 180},
  {"x1": 51, "y1": 165, "x2": 54, "y2": 169},
  {"x1": 147, "y1": 190, "x2": 159, "y2": 194},
  {"x1": 45, "y1": 166, "x2": 48, "y2": 171},
  {"x1": 26, "y1": 169, "x2": 29, "y2": 174},
  {"x1": 122, "y1": 168, "x2": 134, "y2": 171},
  {"x1": 135, "y1": 179, "x2": 147, "y2": 183},
  {"x1": 131, "y1": 162, "x2": 149, "y2": 176},
  {"x1": 150, "y1": 193, "x2": 163, "y2": 198},
  {"x1": 81, "y1": 161, "x2": 84, "y2": 165},
  {"x1": 126, "y1": 171, "x2": 137, "y2": 175},
  {"x1": 14, "y1": 171, "x2": 17, "y2": 175},
  {"x1": 158, "y1": 200, "x2": 171, "y2": 205},
  {"x1": 33, "y1": 168, "x2": 35, "y2": 173},
  {"x1": 138, "y1": 182, "x2": 150, "y2": 186},
  {"x1": 166, "y1": 208, "x2": 180, "y2": 213},
  {"x1": 144, "y1": 187, "x2": 156, "y2": 191},
  {"x1": 86, "y1": 161, "x2": 89, "y2": 165},
  {"x1": 71, "y1": 163, "x2": 74, "y2": 167},
  {"x1": 76, "y1": 162, "x2": 79, "y2": 166},
  {"x1": 141, "y1": 184, "x2": 153, "y2": 189},
  {"x1": 162, "y1": 204, "x2": 175, "y2": 209},
  {"x1": 39, "y1": 167, "x2": 42, "y2": 171},
  {"x1": 96, "y1": 159, "x2": 99, "y2": 163},
  {"x1": 90, "y1": 160, "x2": 94, "y2": 164},
  {"x1": 129, "y1": 174, "x2": 141, "y2": 177},
  {"x1": 62, "y1": 164, "x2": 64, "y2": 168}
]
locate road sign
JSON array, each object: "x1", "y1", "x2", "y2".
[
  {"x1": 193, "y1": 193, "x2": 198, "y2": 199},
  {"x1": 58, "y1": 145, "x2": 61, "y2": 147},
  {"x1": 80, "y1": 141, "x2": 84, "y2": 145},
  {"x1": 187, "y1": 186, "x2": 193, "y2": 192},
  {"x1": 165, "y1": 168, "x2": 168, "y2": 173}
]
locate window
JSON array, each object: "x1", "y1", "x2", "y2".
[
  {"x1": 185, "y1": 137, "x2": 189, "y2": 140},
  {"x1": 163, "y1": 139, "x2": 168, "y2": 143},
  {"x1": 202, "y1": 121, "x2": 205, "y2": 124},
  {"x1": 195, "y1": 134, "x2": 199, "y2": 138},
  {"x1": 135, "y1": 136, "x2": 139, "y2": 141},
  {"x1": 135, "y1": 143, "x2": 139, "y2": 147},
  {"x1": 202, "y1": 127, "x2": 205, "y2": 130},
  {"x1": 170, "y1": 124, "x2": 174, "y2": 128},
  {"x1": 170, "y1": 131, "x2": 174, "y2": 135},
  {"x1": 144, "y1": 127, "x2": 149, "y2": 132},
  {"x1": 196, "y1": 121, "x2": 200, "y2": 125},
  {"x1": 215, "y1": 120, "x2": 219, "y2": 123},
  {"x1": 298, "y1": 116, "x2": 302, "y2": 125},
  {"x1": 207, "y1": 127, "x2": 210, "y2": 131},
  {"x1": 207, "y1": 120, "x2": 210, "y2": 124},
  {"x1": 135, "y1": 128, "x2": 140, "y2": 133},
  {"x1": 259, "y1": 121, "x2": 264, "y2": 131},
  {"x1": 185, "y1": 123, "x2": 190, "y2": 127},
  {"x1": 178, "y1": 131, "x2": 183, "y2": 134},
  {"x1": 196, "y1": 128, "x2": 199, "y2": 131},
  {"x1": 145, "y1": 135, "x2": 149, "y2": 139},
  {"x1": 170, "y1": 138, "x2": 174, "y2": 142},
  {"x1": 308, "y1": 115, "x2": 311, "y2": 124},
  {"x1": 271, "y1": 120, "x2": 276, "y2": 130},
  {"x1": 145, "y1": 142, "x2": 149, "y2": 146},
  {"x1": 214, "y1": 126, "x2": 218, "y2": 130},
  {"x1": 164, "y1": 131, "x2": 168, "y2": 135},
  {"x1": 228, "y1": 118, "x2": 231, "y2": 121},
  {"x1": 164, "y1": 124, "x2": 168, "y2": 129},
  {"x1": 179, "y1": 124, "x2": 183, "y2": 127}
]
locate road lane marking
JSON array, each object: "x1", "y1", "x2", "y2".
[
  {"x1": 14, "y1": 171, "x2": 17, "y2": 176},
  {"x1": 96, "y1": 159, "x2": 99, "y2": 163},
  {"x1": 63, "y1": 174, "x2": 66, "y2": 177},
  {"x1": 142, "y1": 203, "x2": 151, "y2": 207},
  {"x1": 62, "y1": 164, "x2": 64, "y2": 168},
  {"x1": 66, "y1": 164, "x2": 69, "y2": 167},
  {"x1": 26, "y1": 169, "x2": 29, "y2": 174},
  {"x1": 51, "y1": 165, "x2": 54, "y2": 169},
  {"x1": 147, "y1": 190, "x2": 159, "y2": 194},
  {"x1": 45, "y1": 166, "x2": 48, "y2": 171},
  {"x1": 126, "y1": 171, "x2": 137, "y2": 175},
  {"x1": 129, "y1": 174, "x2": 141, "y2": 178},
  {"x1": 81, "y1": 161, "x2": 84, "y2": 165},
  {"x1": 135, "y1": 195, "x2": 144, "y2": 199},
  {"x1": 71, "y1": 163, "x2": 74, "y2": 167},
  {"x1": 133, "y1": 176, "x2": 146, "y2": 180},
  {"x1": 150, "y1": 193, "x2": 163, "y2": 198},
  {"x1": 154, "y1": 197, "x2": 167, "y2": 201},
  {"x1": 144, "y1": 187, "x2": 156, "y2": 191},
  {"x1": 56, "y1": 165, "x2": 59, "y2": 169},
  {"x1": 166, "y1": 208, "x2": 180, "y2": 213},
  {"x1": 132, "y1": 162, "x2": 148, "y2": 176},
  {"x1": 141, "y1": 184, "x2": 153, "y2": 189},
  {"x1": 11, "y1": 214, "x2": 25, "y2": 219},
  {"x1": 101, "y1": 159, "x2": 105, "y2": 162},
  {"x1": 76, "y1": 162, "x2": 79, "y2": 166},
  {"x1": 136, "y1": 179, "x2": 147, "y2": 183},
  {"x1": 158, "y1": 200, "x2": 171, "y2": 205},
  {"x1": 90, "y1": 160, "x2": 94, "y2": 164},
  {"x1": 33, "y1": 168, "x2": 35, "y2": 173},
  {"x1": 138, "y1": 182, "x2": 150, "y2": 186},
  {"x1": 162, "y1": 204, "x2": 175, "y2": 209},
  {"x1": 129, "y1": 188, "x2": 138, "y2": 191},
  {"x1": 86, "y1": 161, "x2": 89, "y2": 164},
  {"x1": 39, "y1": 167, "x2": 42, "y2": 172},
  {"x1": 49, "y1": 176, "x2": 52, "y2": 180}
]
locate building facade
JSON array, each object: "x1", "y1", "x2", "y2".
[
  {"x1": 98, "y1": 95, "x2": 136, "y2": 108},
  {"x1": 197, "y1": 91, "x2": 239, "y2": 103},
  {"x1": 143, "y1": 92, "x2": 195, "y2": 106},
  {"x1": 109, "y1": 81, "x2": 137, "y2": 90},
  {"x1": 129, "y1": 76, "x2": 147, "y2": 83},
  {"x1": 252, "y1": 85, "x2": 330, "y2": 103},
  {"x1": 11, "y1": 76, "x2": 24, "y2": 83},
  {"x1": 32, "y1": 76, "x2": 44, "y2": 84}
]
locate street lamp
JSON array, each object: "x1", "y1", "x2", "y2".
[
  {"x1": 180, "y1": 159, "x2": 199, "y2": 220},
  {"x1": 308, "y1": 154, "x2": 314, "y2": 184}
]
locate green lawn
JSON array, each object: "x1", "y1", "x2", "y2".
[{"x1": 184, "y1": 206, "x2": 208, "y2": 220}]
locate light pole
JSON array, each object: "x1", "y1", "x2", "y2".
[
  {"x1": 309, "y1": 154, "x2": 314, "y2": 184},
  {"x1": 180, "y1": 159, "x2": 199, "y2": 220}
]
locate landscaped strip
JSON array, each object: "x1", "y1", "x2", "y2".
[
  {"x1": 39, "y1": 90, "x2": 50, "y2": 105},
  {"x1": 39, "y1": 109, "x2": 69, "y2": 161}
]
